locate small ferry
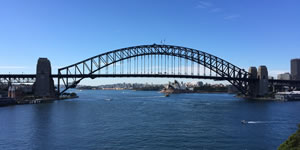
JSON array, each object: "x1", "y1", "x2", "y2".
[
  {"x1": 275, "y1": 91, "x2": 300, "y2": 101},
  {"x1": 241, "y1": 120, "x2": 248, "y2": 124}
]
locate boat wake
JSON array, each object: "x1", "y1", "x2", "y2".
[
  {"x1": 133, "y1": 96, "x2": 166, "y2": 99},
  {"x1": 247, "y1": 121, "x2": 271, "y2": 124},
  {"x1": 242, "y1": 120, "x2": 290, "y2": 124}
]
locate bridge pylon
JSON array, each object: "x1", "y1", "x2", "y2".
[
  {"x1": 247, "y1": 65, "x2": 269, "y2": 97},
  {"x1": 248, "y1": 67, "x2": 259, "y2": 97},
  {"x1": 33, "y1": 58, "x2": 56, "y2": 97},
  {"x1": 257, "y1": 66, "x2": 269, "y2": 96}
]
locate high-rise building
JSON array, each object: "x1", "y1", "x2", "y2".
[{"x1": 291, "y1": 59, "x2": 300, "y2": 80}]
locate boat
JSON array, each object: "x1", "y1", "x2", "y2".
[
  {"x1": 165, "y1": 93, "x2": 170, "y2": 97},
  {"x1": 241, "y1": 120, "x2": 248, "y2": 124}
]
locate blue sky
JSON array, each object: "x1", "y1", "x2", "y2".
[{"x1": 0, "y1": 0, "x2": 299, "y2": 85}]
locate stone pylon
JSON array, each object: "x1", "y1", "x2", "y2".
[
  {"x1": 33, "y1": 58, "x2": 56, "y2": 97},
  {"x1": 257, "y1": 65, "x2": 269, "y2": 97},
  {"x1": 248, "y1": 67, "x2": 259, "y2": 97}
]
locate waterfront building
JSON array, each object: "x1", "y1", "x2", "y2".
[
  {"x1": 161, "y1": 80, "x2": 190, "y2": 93},
  {"x1": 291, "y1": 58, "x2": 300, "y2": 80},
  {"x1": 185, "y1": 81, "x2": 199, "y2": 88},
  {"x1": 8, "y1": 85, "x2": 33, "y2": 99},
  {"x1": 166, "y1": 80, "x2": 187, "y2": 90},
  {"x1": 275, "y1": 91, "x2": 300, "y2": 101},
  {"x1": 277, "y1": 73, "x2": 291, "y2": 80},
  {"x1": 8, "y1": 86, "x2": 16, "y2": 98}
]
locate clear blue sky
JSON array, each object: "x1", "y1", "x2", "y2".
[{"x1": 0, "y1": 0, "x2": 299, "y2": 85}]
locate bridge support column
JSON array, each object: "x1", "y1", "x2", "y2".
[
  {"x1": 257, "y1": 65, "x2": 269, "y2": 97},
  {"x1": 248, "y1": 66, "x2": 270, "y2": 97},
  {"x1": 33, "y1": 58, "x2": 56, "y2": 98},
  {"x1": 248, "y1": 67, "x2": 259, "y2": 97}
]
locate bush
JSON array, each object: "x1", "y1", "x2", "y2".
[
  {"x1": 70, "y1": 92, "x2": 77, "y2": 97},
  {"x1": 278, "y1": 124, "x2": 300, "y2": 150}
]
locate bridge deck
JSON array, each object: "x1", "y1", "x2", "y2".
[
  {"x1": 1, "y1": 74, "x2": 300, "y2": 85},
  {"x1": 0, "y1": 74, "x2": 254, "y2": 81}
]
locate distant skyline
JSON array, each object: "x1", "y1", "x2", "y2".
[{"x1": 0, "y1": 0, "x2": 299, "y2": 85}]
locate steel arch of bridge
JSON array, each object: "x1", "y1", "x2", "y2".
[{"x1": 58, "y1": 44, "x2": 251, "y2": 95}]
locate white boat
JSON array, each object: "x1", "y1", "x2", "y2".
[{"x1": 241, "y1": 120, "x2": 248, "y2": 124}]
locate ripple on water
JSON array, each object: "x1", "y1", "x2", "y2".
[{"x1": 0, "y1": 90, "x2": 300, "y2": 150}]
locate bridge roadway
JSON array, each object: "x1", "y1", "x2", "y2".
[
  {"x1": 1, "y1": 74, "x2": 300, "y2": 85},
  {"x1": 0, "y1": 74, "x2": 253, "y2": 81}
]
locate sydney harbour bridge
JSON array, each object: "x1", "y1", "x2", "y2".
[{"x1": 0, "y1": 44, "x2": 299, "y2": 97}]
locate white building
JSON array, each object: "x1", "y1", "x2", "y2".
[
  {"x1": 277, "y1": 72, "x2": 291, "y2": 80},
  {"x1": 166, "y1": 80, "x2": 187, "y2": 90}
]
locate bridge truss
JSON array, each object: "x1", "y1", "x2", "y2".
[
  {"x1": 0, "y1": 74, "x2": 36, "y2": 84},
  {"x1": 58, "y1": 44, "x2": 251, "y2": 94}
]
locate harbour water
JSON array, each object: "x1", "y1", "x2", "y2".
[{"x1": 1, "y1": 90, "x2": 300, "y2": 150}]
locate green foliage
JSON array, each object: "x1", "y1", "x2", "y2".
[
  {"x1": 193, "y1": 85, "x2": 227, "y2": 92},
  {"x1": 70, "y1": 92, "x2": 77, "y2": 97},
  {"x1": 278, "y1": 124, "x2": 300, "y2": 150},
  {"x1": 133, "y1": 85, "x2": 164, "y2": 91}
]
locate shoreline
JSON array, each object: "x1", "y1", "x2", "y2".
[
  {"x1": 0, "y1": 95, "x2": 78, "y2": 107},
  {"x1": 77, "y1": 88, "x2": 230, "y2": 94},
  {"x1": 160, "y1": 89, "x2": 229, "y2": 94},
  {"x1": 240, "y1": 96, "x2": 276, "y2": 101}
]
